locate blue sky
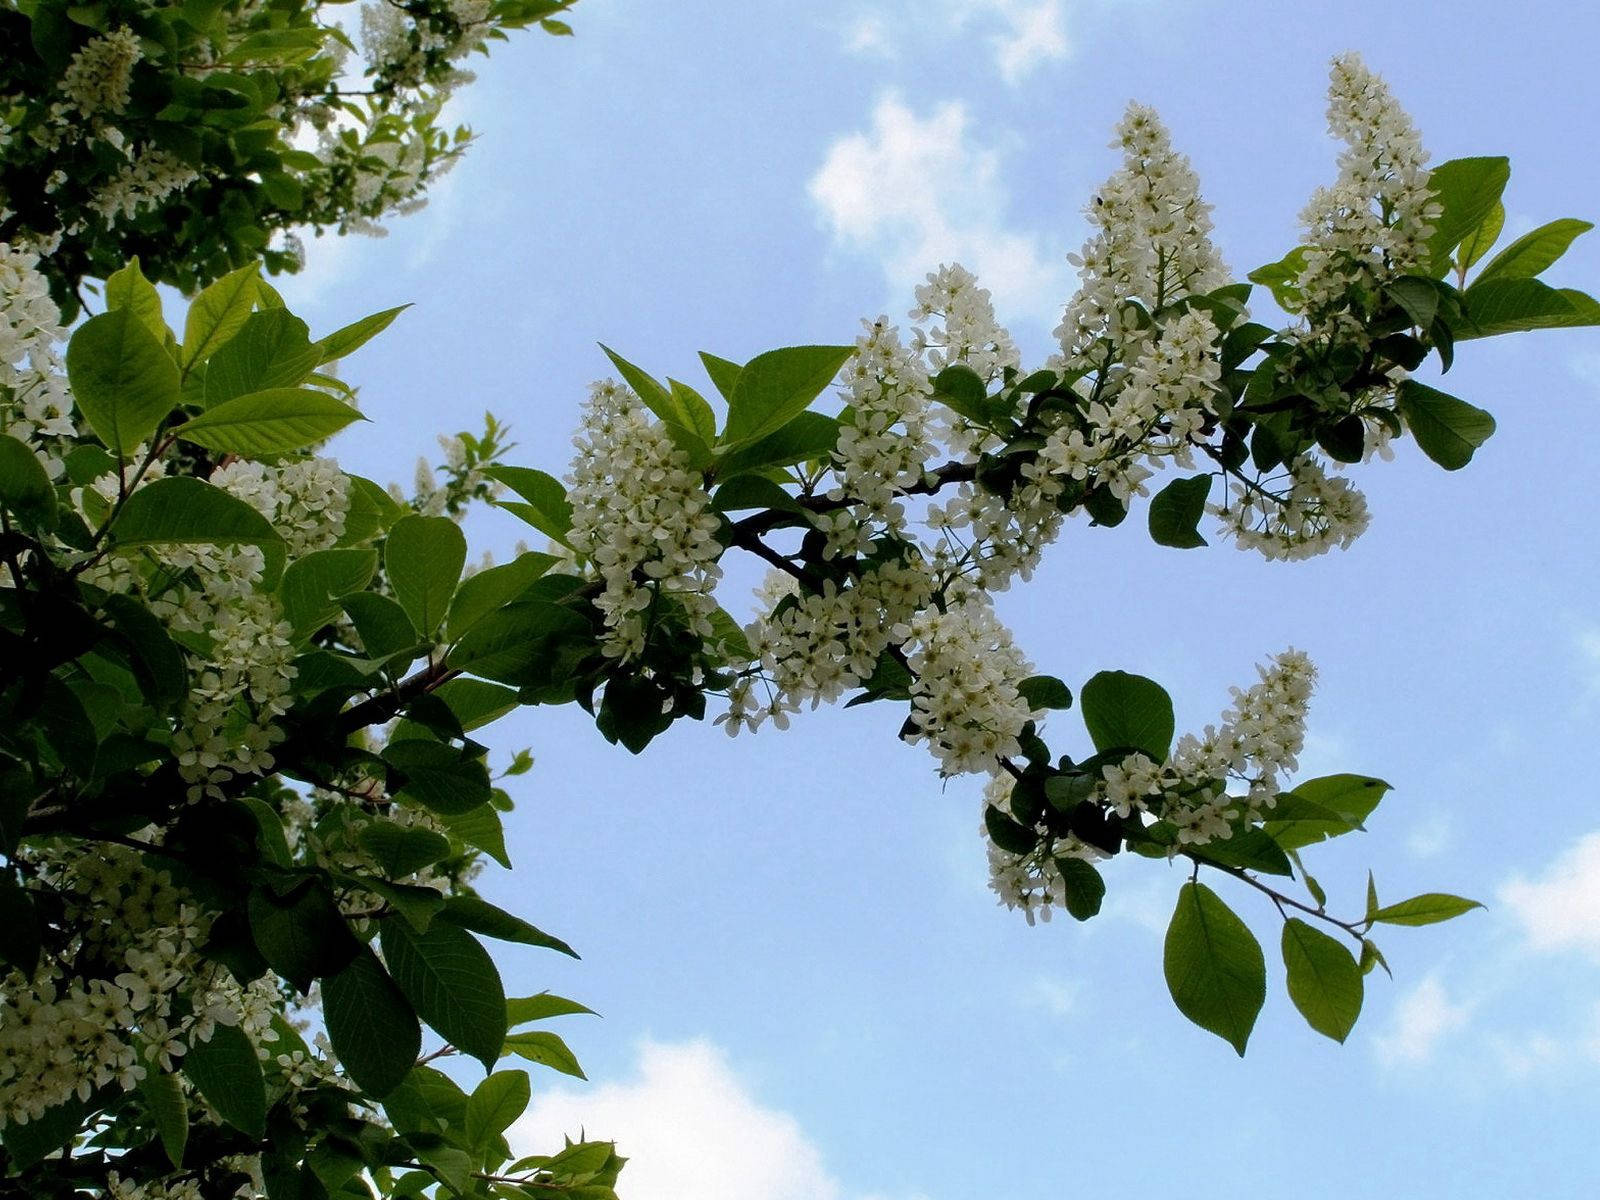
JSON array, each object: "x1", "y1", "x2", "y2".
[{"x1": 279, "y1": 2, "x2": 1600, "y2": 1196}]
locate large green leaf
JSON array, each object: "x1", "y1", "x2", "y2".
[
  {"x1": 1147, "y1": 474, "x2": 1211, "y2": 549},
  {"x1": 1424, "y1": 157, "x2": 1510, "y2": 274},
  {"x1": 1454, "y1": 201, "x2": 1505, "y2": 273},
  {"x1": 109, "y1": 477, "x2": 281, "y2": 552},
  {"x1": 722, "y1": 344, "x2": 853, "y2": 449},
  {"x1": 438, "y1": 894, "x2": 578, "y2": 957},
  {"x1": 380, "y1": 917, "x2": 507, "y2": 1070},
  {"x1": 1395, "y1": 380, "x2": 1495, "y2": 470},
  {"x1": 279, "y1": 547, "x2": 378, "y2": 638},
  {"x1": 359, "y1": 821, "x2": 453, "y2": 877},
  {"x1": 181, "y1": 263, "x2": 259, "y2": 369},
  {"x1": 0, "y1": 433, "x2": 57, "y2": 529},
  {"x1": 1164, "y1": 881, "x2": 1266, "y2": 1055},
  {"x1": 104, "y1": 257, "x2": 169, "y2": 344},
  {"x1": 1054, "y1": 857, "x2": 1105, "y2": 921},
  {"x1": 1458, "y1": 277, "x2": 1600, "y2": 338},
  {"x1": 246, "y1": 882, "x2": 360, "y2": 992},
  {"x1": 0, "y1": 1094, "x2": 87, "y2": 1170},
  {"x1": 1368, "y1": 893, "x2": 1483, "y2": 927},
  {"x1": 385, "y1": 740, "x2": 491, "y2": 815},
  {"x1": 1080, "y1": 670, "x2": 1175, "y2": 760},
  {"x1": 1263, "y1": 774, "x2": 1388, "y2": 850},
  {"x1": 385, "y1": 515, "x2": 467, "y2": 638},
  {"x1": 137, "y1": 1068, "x2": 188, "y2": 1168},
  {"x1": 447, "y1": 599, "x2": 592, "y2": 686},
  {"x1": 699, "y1": 351, "x2": 742, "y2": 401},
  {"x1": 312, "y1": 305, "x2": 409, "y2": 365},
  {"x1": 465, "y1": 1070, "x2": 530, "y2": 1152},
  {"x1": 502, "y1": 1030, "x2": 587, "y2": 1080},
  {"x1": 1281, "y1": 918, "x2": 1363, "y2": 1042},
  {"x1": 176, "y1": 388, "x2": 363, "y2": 457},
  {"x1": 506, "y1": 993, "x2": 598, "y2": 1024},
  {"x1": 66, "y1": 309, "x2": 181, "y2": 455},
  {"x1": 485, "y1": 466, "x2": 574, "y2": 547},
  {"x1": 203, "y1": 309, "x2": 320, "y2": 407},
  {"x1": 183, "y1": 1023, "x2": 265, "y2": 1137},
  {"x1": 323, "y1": 945, "x2": 422, "y2": 1098},
  {"x1": 446, "y1": 552, "x2": 557, "y2": 641},
  {"x1": 715, "y1": 412, "x2": 840, "y2": 476},
  {"x1": 1474, "y1": 218, "x2": 1592, "y2": 284}
]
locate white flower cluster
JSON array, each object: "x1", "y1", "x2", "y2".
[
  {"x1": 1217, "y1": 457, "x2": 1371, "y2": 561},
  {"x1": 981, "y1": 774, "x2": 1104, "y2": 926},
  {"x1": 728, "y1": 559, "x2": 932, "y2": 732},
  {"x1": 910, "y1": 263, "x2": 1020, "y2": 384},
  {"x1": 1298, "y1": 53, "x2": 1436, "y2": 329},
  {"x1": 905, "y1": 595, "x2": 1039, "y2": 777},
  {"x1": 926, "y1": 473, "x2": 1064, "y2": 590},
  {"x1": 359, "y1": 0, "x2": 491, "y2": 95},
  {"x1": 1055, "y1": 103, "x2": 1230, "y2": 366},
  {"x1": 567, "y1": 379, "x2": 723, "y2": 660},
  {"x1": 1040, "y1": 307, "x2": 1224, "y2": 502},
  {"x1": 59, "y1": 26, "x2": 143, "y2": 119},
  {"x1": 0, "y1": 243, "x2": 74, "y2": 475},
  {"x1": 825, "y1": 318, "x2": 935, "y2": 551},
  {"x1": 88, "y1": 146, "x2": 200, "y2": 227},
  {"x1": 215, "y1": 456, "x2": 350, "y2": 557},
  {"x1": 0, "y1": 843, "x2": 277, "y2": 1130}
]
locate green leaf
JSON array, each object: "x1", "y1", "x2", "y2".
[
  {"x1": 1263, "y1": 775, "x2": 1388, "y2": 850},
  {"x1": 1054, "y1": 857, "x2": 1105, "y2": 921},
  {"x1": 715, "y1": 412, "x2": 840, "y2": 476},
  {"x1": 386, "y1": 515, "x2": 467, "y2": 638},
  {"x1": 1163, "y1": 881, "x2": 1266, "y2": 1056},
  {"x1": 247, "y1": 882, "x2": 359, "y2": 991},
  {"x1": 1147, "y1": 474, "x2": 1211, "y2": 548},
  {"x1": 1424, "y1": 157, "x2": 1511, "y2": 274},
  {"x1": 312, "y1": 305, "x2": 409, "y2": 365},
  {"x1": 598, "y1": 346, "x2": 714, "y2": 461},
  {"x1": 203, "y1": 309, "x2": 319, "y2": 406},
  {"x1": 666, "y1": 377, "x2": 719, "y2": 444},
  {"x1": 1475, "y1": 218, "x2": 1592, "y2": 284},
  {"x1": 446, "y1": 552, "x2": 557, "y2": 641},
  {"x1": 502, "y1": 1030, "x2": 586, "y2": 1080},
  {"x1": 182, "y1": 263, "x2": 260, "y2": 369},
  {"x1": 1017, "y1": 675, "x2": 1072, "y2": 710},
  {"x1": 1454, "y1": 201, "x2": 1505, "y2": 273},
  {"x1": 0, "y1": 877, "x2": 41, "y2": 978},
  {"x1": 183, "y1": 1023, "x2": 265, "y2": 1137},
  {"x1": 1359, "y1": 938, "x2": 1391, "y2": 978},
  {"x1": 1459, "y1": 277, "x2": 1600, "y2": 338},
  {"x1": 433, "y1": 678, "x2": 521, "y2": 732},
  {"x1": 0, "y1": 433, "x2": 58, "y2": 529},
  {"x1": 109, "y1": 477, "x2": 280, "y2": 554},
  {"x1": 722, "y1": 344, "x2": 853, "y2": 448},
  {"x1": 137, "y1": 1068, "x2": 188, "y2": 1168},
  {"x1": 359, "y1": 821, "x2": 453, "y2": 877},
  {"x1": 1080, "y1": 670, "x2": 1174, "y2": 760},
  {"x1": 66, "y1": 309, "x2": 181, "y2": 455},
  {"x1": 279, "y1": 548, "x2": 377, "y2": 638},
  {"x1": 343, "y1": 591, "x2": 419, "y2": 660},
  {"x1": 1368, "y1": 893, "x2": 1483, "y2": 927},
  {"x1": 438, "y1": 894, "x2": 578, "y2": 958},
  {"x1": 485, "y1": 466, "x2": 573, "y2": 547},
  {"x1": 323, "y1": 946, "x2": 421, "y2": 1098},
  {"x1": 507, "y1": 993, "x2": 598, "y2": 1024},
  {"x1": 176, "y1": 387, "x2": 363, "y2": 457},
  {"x1": 1247, "y1": 247, "x2": 1308, "y2": 311},
  {"x1": 931, "y1": 364, "x2": 1007, "y2": 427},
  {"x1": 385, "y1": 740, "x2": 491, "y2": 815},
  {"x1": 1281, "y1": 918, "x2": 1364, "y2": 1043},
  {"x1": 447, "y1": 599, "x2": 592, "y2": 687},
  {"x1": 1, "y1": 1094, "x2": 86, "y2": 1170},
  {"x1": 699, "y1": 351, "x2": 742, "y2": 401},
  {"x1": 439, "y1": 804, "x2": 511, "y2": 870},
  {"x1": 380, "y1": 917, "x2": 507, "y2": 1070},
  {"x1": 1190, "y1": 828, "x2": 1294, "y2": 877},
  {"x1": 1395, "y1": 380, "x2": 1496, "y2": 470},
  {"x1": 104, "y1": 257, "x2": 169, "y2": 344},
  {"x1": 465, "y1": 1070, "x2": 530, "y2": 1151},
  {"x1": 1386, "y1": 276, "x2": 1439, "y2": 330}
]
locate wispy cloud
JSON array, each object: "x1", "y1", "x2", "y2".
[
  {"x1": 808, "y1": 93, "x2": 1066, "y2": 323},
  {"x1": 841, "y1": 2, "x2": 1071, "y2": 85},
  {"x1": 1373, "y1": 975, "x2": 1471, "y2": 1066},
  {"x1": 1499, "y1": 830, "x2": 1600, "y2": 962},
  {"x1": 510, "y1": 1039, "x2": 929, "y2": 1200}
]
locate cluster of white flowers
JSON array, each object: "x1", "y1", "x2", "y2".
[
  {"x1": 825, "y1": 318, "x2": 935, "y2": 551},
  {"x1": 359, "y1": 0, "x2": 491, "y2": 95},
  {"x1": 215, "y1": 456, "x2": 350, "y2": 557},
  {"x1": 87, "y1": 146, "x2": 200, "y2": 227},
  {"x1": 567, "y1": 379, "x2": 723, "y2": 660},
  {"x1": 728, "y1": 559, "x2": 933, "y2": 732},
  {"x1": 904, "y1": 595, "x2": 1039, "y2": 777},
  {"x1": 1217, "y1": 457, "x2": 1371, "y2": 561},
  {"x1": 1298, "y1": 53, "x2": 1436, "y2": 329},
  {"x1": 0, "y1": 244, "x2": 74, "y2": 475},
  {"x1": 909, "y1": 263, "x2": 1020, "y2": 385},
  {"x1": 1055, "y1": 103, "x2": 1230, "y2": 366},
  {"x1": 926, "y1": 473, "x2": 1063, "y2": 590},
  {"x1": 0, "y1": 842, "x2": 278, "y2": 1130},
  {"x1": 981, "y1": 775, "x2": 1105, "y2": 926},
  {"x1": 59, "y1": 26, "x2": 143, "y2": 119}
]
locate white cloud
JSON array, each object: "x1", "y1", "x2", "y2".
[
  {"x1": 1023, "y1": 975, "x2": 1078, "y2": 1018},
  {"x1": 841, "y1": 2, "x2": 1070, "y2": 85},
  {"x1": 510, "y1": 1039, "x2": 925, "y2": 1200},
  {"x1": 1499, "y1": 831, "x2": 1600, "y2": 962},
  {"x1": 1373, "y1": 975, "x2": 1470, "y2": 1066},
  {"x1": 1406, "y1": 812, "x2": 1452, "y2": 859},
  {"x1": 1576, "y1": 625, "x2": 1600, "y2": 698},
  {"x1": 808, "y1": 93, "x2": 1066, "y2": 321}
]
